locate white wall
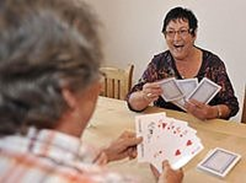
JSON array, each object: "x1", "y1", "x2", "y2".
[{"x1": 84, "y1": 0, "x2": 246, "y2": 122}]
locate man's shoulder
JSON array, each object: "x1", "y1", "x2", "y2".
[{"x1": 0, "y1": 149, "x2": 129, "y2": 182}]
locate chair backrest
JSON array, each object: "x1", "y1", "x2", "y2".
[
  {"x1": 241, "y1": 88, "x2": 246, "y2": 123},
  {"x1": 100, "y1": 64, "x2": 134, "y2": 100}
]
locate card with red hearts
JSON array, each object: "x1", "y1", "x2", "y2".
[{"x1": 135, "y1": 113, "x2": 203, "y2": 173}]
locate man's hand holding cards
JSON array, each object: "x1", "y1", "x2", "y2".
[{"x1": 135, "y1": 113, "x2": 203, "y2": 173}]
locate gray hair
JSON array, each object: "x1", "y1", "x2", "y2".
[{"x1": 0, "y1": 6, "x2": 102, "y2": 136}]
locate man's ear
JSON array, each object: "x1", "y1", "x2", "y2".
[{"x1": 61, "y1": 88, "x2": 77, "y2": 109}]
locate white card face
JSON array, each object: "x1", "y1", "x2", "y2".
[
  {"x1": 157, "y1": 78, "x2": 184, "y2": 102},
  {"x1": 197, "y1": 147, "x2": 241, "y2": 177},
  {"x1": 135, "y1": 113, "x2": 203, "y2": 173},
  {"x1": 135, "y1": 112, "x2": 167, "y2": 162},
  {"x1": 171, "y1": 141, "x2": 204, "y2": 170},
  {"x1": 186, "y1": 78, "x2": 221, "y2": 104}
]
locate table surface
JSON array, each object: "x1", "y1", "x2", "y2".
[{"x1": 82, "y1": 97, "x2": 246, "y2": 183}]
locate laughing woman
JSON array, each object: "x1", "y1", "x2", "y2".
[{"x1": 126, "y1": 7, "x2": 239, "y2": 120}]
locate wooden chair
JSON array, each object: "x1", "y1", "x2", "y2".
[
  {"x1": 100, "y1": 64, "x2": 134, "y2": 100},
  {"x1": 241, "y1": 88, "x2": 246, "y2": 123}
]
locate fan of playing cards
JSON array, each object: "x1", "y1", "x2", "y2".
[
  {"x1": 157, "y1": 77, "x2": 221, "y2": 111},
  {"x1": 135, "y1": 112, "x2": 203, "y2": 173}
]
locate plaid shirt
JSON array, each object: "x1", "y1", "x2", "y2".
[{"x1": 0, "y1": 127, "x2": 133, "y2": 182}]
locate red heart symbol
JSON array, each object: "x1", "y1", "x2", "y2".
[
  {"x1": 175, "y1": 149, "x2": 181, "y2": 156},
  {"x1": 162, "y1": 123, "x2": 167, "y2": 129},
  {"x1": 186, "y1": 140, "x2": 192, "y2": 146}
]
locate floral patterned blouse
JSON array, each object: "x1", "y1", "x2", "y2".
[{"x1": 126, "y1": 47, "x2": 239, "y2": 119}]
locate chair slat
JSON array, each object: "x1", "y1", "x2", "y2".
[{"x1": 100, "y1": 64, "x2": 134, "y2": 100}]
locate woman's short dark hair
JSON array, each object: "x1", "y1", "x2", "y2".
[{"x1": 161, "y1": 7, "x2": 198, "y2": 36}]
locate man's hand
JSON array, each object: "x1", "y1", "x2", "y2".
[
  {"x1": 150, "y1": 160, "x2": 184, "y2": 183},
  {"x1": 101, "y1": 131, "x2": 142, "y2": 163}
]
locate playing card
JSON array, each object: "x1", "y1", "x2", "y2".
[
  {"x1": 165, "y1": 118, "x2": 190, "y2": 135},
  {"x1": 135, "y1": 112, "x2": 167, "y2": 162},
  {"x1": 176, "y1": 78, "x2": 198, "y2": 96},
  {"x1": 158, "y1": 119, "x2": 201, "y2": 169},
  {"x1": 157, "y1": 78, "x2": 184, "y2": 102},
  {"x1": 149, "y1": 117, "x2": 183, "y2": 172},
  {"x1": 173, "y1": 78, "x2": 198, "y2": 111},
  {"x1": 147, "y1": 116, "x2": 174, "y2": 161},
  {"x1": 151, "y1": 134, "x2": 203, "y2": 172},
  {"x1": 135, "y1": 113, "x2": 203, "y2": 174},
  {"x1": 151, "y1": 128, "x2": 202, "y2": 172},
  {"x1": 197, "y1": 147, "x2": 241, "y2": 177},
  {"x1": 172, "y1": 98, "x2": 187, "y2": 111},
  {"x1": 186, "y1": 78, "x2": 221, "y2": 104},
  {"x1": 170, "y1": 137, "x2": 204, "y2": 170}
]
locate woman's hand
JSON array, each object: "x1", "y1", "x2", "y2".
[
  {"x1": 128, "y1": 81, "x2": 163, "y2": 111},
  {"x1": 142, "y1": 82, "x2": 163, "y2": 102},
  {"x1": 101, "y1": 131, "x2": 142, "y2": 163},
  {"x1": 150, "y1": 160, "x2": 184, "y2": 183},
  {"x1": 185, "y1": 99, "x2": 218, "y2": 120}
]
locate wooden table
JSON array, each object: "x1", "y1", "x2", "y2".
[{"x1": 82, "y1": 97, "x2": 246, "y2": 183}]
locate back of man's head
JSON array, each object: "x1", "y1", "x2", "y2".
[{"x1": 0, "y1": 4, "x2": 102, "y2": 136}]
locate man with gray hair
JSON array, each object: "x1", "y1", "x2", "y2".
[{"x1": 0, "y1": 1, "x2": 183, "y2": 182}]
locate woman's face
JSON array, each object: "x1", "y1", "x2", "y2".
[{"x1": 165, "y1": 19, "x2": 196, "y2": 60}]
